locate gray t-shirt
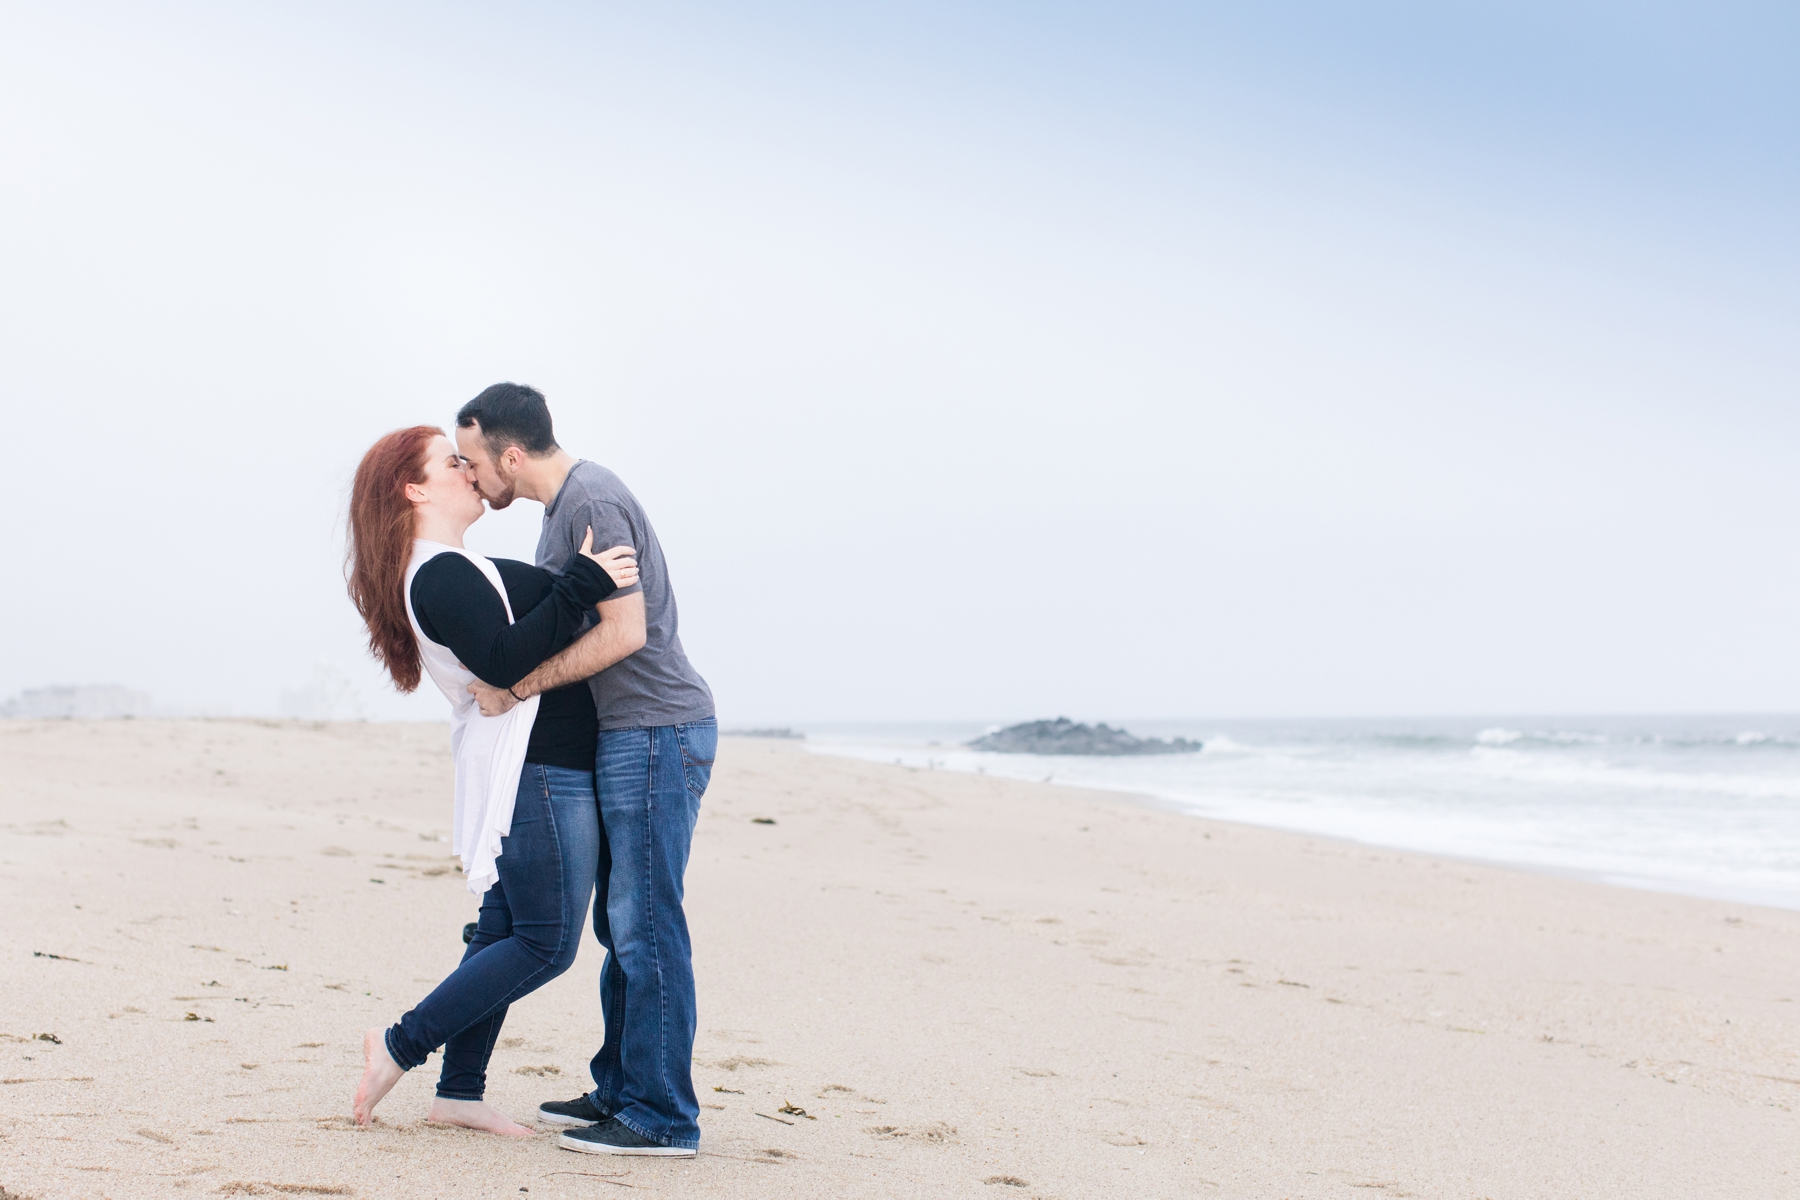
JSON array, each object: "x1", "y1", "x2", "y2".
[{"x1": 536, "y1": 461, "x2": 714, "y2": 730}]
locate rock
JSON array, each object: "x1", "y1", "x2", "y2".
[{"x1": 968, "y1": 718, "x2": 1201, "y2": 756}]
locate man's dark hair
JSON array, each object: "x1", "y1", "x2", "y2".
[{"x1": 456, "y1": 382, "x2": 559, "y2": 457}]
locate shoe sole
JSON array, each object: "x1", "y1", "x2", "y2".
[
  {"x1": 537, "y1": 1109, "x2": 603, "y2": 1128},
  {"x1": 559, "y1": 1131, "x2": 695, "y2": 1157}
]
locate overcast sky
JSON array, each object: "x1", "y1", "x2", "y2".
[{"x1": 2, "y1": 0, "x2": 1796, "y2": 722}]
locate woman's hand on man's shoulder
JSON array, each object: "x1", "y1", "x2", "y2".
[{"x1": 579, "y1": 526, "x2": 638, "y2": 590}]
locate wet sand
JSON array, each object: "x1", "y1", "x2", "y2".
[{"x1": 1, "y1": 720, "x2": 1796, "y2": 1198}]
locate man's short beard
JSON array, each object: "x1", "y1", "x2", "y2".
[{"x1": 482, "y1": 467, "x2": 518, "y2": 510}]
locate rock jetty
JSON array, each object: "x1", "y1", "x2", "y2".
[{"x1": 968, "y1": 718, "x2": 1201, "y2": 756}]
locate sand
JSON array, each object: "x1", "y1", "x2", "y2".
[{"x1": 1, "y1": 720, "x2": 1796, "y2": 1199}]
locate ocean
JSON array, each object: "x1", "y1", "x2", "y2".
[{"x1": 796, "y1": 715, "x2": 1800, "y2": 911}]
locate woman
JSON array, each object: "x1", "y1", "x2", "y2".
[{"x1": 344, "y1": 424, "x2": 637, "y2": 1136}]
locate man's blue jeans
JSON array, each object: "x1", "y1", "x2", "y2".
[
  {"x1": 385, "y1": 764, "x2": 600, "y2": 1100},
  {"x1": 587, "y1": 718, "x2": 716, "y2": 1150}
]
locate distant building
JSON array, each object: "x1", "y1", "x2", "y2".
[{"x1": 0, "y1": 685, "x2": 157, "y2": 719}]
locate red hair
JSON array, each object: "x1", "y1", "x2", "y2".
[{"x1": 346, "y1": 425, "x2": 441, "y2": 692}]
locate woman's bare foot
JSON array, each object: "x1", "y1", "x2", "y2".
[
  {"x1": 353, "y1": 1028, "x2": 405, "y2": 1125},
  {"x1": 427, "y1": 1097, "x2": 538, "y2": 1137}
]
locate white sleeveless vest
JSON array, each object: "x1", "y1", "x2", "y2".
[{"x1": 404, "y1": 539, "x2": 542, "y2": 895}]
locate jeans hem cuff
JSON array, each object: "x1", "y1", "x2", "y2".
[
  {"x1": 384, "y1": 1027, "x2": 425, "y2": 1073},
  {"x1": 434, "y1": 1090, "x2": 485, "y2": 1102}
]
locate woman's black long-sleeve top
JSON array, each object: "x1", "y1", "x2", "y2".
[{"x1": 409, "y1": 553, "x2": 615, "y2": 770}]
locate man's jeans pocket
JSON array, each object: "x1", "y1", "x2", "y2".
[{"x1": 677, "y1": 720, "x2": 717, "y2": 802}]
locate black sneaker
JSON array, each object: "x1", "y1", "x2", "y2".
[
  {"x1": 560, "y1": 1117, "x2": 695, "y2": 1157},
  {"x1": 537, "y1": 1094, "x2": 610, "y2": 1127}
]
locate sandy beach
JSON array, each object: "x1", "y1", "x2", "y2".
[{"x1": 1, "y1": 719, "x2": 1796, "y2": 1199}]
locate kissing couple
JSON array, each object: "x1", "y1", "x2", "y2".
[{"x1": 344, "y1": 383, "x2": 716, "y2": 1157}]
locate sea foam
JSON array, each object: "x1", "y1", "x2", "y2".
[{"x1": 800, "y1": 715, "x2": 1800, "y2": 911}]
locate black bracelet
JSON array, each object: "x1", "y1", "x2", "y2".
[{"x1": 507, "y1": 686, "x2": 525, "y2": 702}]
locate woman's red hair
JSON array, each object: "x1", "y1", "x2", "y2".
[{"x1": 347, "y1": 425, "x2": 441, "y2": 692}]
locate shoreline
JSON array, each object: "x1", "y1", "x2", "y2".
[
  {"x1": 1128, "y1": 783, "x2": 1800, "y2": 915},
  {"x1": 798, "y1": 735, "x2": 1800, "y2": 913},
  {"x1": 3, "y1": 720, "x2": 1797, "y2": 1198}
]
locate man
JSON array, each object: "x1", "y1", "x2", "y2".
[{"x1": 453, "y1": 382, "x2": 715, "y2": 1158}]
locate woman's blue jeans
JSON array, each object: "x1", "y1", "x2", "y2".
[{"x1": 385, "y1": 763, "x2": 600, "y2": 1100}]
